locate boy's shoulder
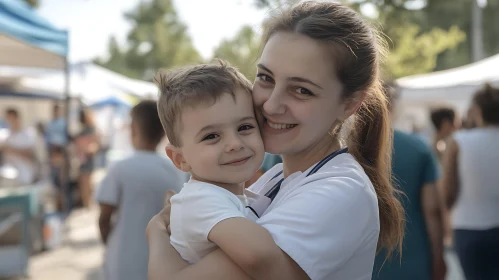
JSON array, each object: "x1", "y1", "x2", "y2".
[{"x1": 174, "y1": 180, "x2": 245, "y2": 206}]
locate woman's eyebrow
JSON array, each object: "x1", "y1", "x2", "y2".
[
  {"x1": 257, "y1": 63, "x2": 323, "y2": 90},
  {"x1": 288, "y1": 77, "x2": 323, "y2": 90},
  {"x1": 257, "y1": 63, "x2": 273, "y2": 74}
]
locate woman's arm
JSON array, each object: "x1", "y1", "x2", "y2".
[
  {"x1": 442, "y1": 139, "x2": 460, "y2": 209},
  {"x1": 147, "y1": 194, "x2": 309, "y2": 280},
  {"x1": 146, "y1": 213, "x2": 188, "y2": 279},
  {"x1": 208, "y1": 217, "x2": 309, "y2": 280}
]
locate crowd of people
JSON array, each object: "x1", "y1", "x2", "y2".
[{"x1": 0, "y1": 103, "x2": 102, "y2": 212}]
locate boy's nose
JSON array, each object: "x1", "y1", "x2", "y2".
[{"x1": 225, "y1": 136, "x2": 244, "y2": 152}]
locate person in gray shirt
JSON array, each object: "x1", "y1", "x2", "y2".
[{"x1": 96, "y1": 100, "x2": 183, "y2": 280}]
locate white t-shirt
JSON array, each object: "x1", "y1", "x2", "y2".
[
  {"x1": 248, "y1": 152, "x2": 380, "y2": 280},
  {"x1": 170, "y1": 180, "x2": 257, "y2": 264},
  {"x1": 4, "y1": 128, "x2": 36, "y2": 184},
  {"x1": 95, "y1": 151, "x2": 183, "y2": 280},
  {"x1": 452, "y1": 128, "x2": 499, "y2": 230}
]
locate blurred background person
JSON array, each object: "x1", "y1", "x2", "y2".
[
  {"x1": 373, "y1": 84, "x2": 447, "y2": 280},
  {"x1": 443, "y1": 83, "x2": 499, "y2": 280},
  {"x1": 95, "y1": 100, "x2": 183, "y2": 280},
  {"x1": 45, "y1": 104, "x2": 69, "y2": 211},
  {"x1": 430, "y1": 108, "x2": 459, "y2": 161},
  {"x1": 73, "y1": 108, "x2": 100, "y2": 208},
  {"x1": 0, "y1": 108, "x2": 37, "y2": 185}
]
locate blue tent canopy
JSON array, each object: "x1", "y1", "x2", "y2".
[
  {"x1": 89, "y1": 96, "x2": 132, "y2": 109},
  {"x1": 0, "y1": 0, "x2": 68, "y2": 69}
]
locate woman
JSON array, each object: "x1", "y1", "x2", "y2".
[
  {"x1": 147, "y1": 2, "x2": 404, "y2": 279},
  {"x1": 443, "y1": 84, "x2": 499, "y2": 280},
  {"x1": 74, "y1": 108, "x2": 99, "y2": 208}
]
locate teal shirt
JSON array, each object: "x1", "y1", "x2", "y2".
[
  {"x1": 373, "y1": 130, "x2": 440, "y2": 280},
  {"x1": 260, "y1": 153, "x2": 282, "y2": 172}
]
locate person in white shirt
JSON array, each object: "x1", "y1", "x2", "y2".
[
  {"x1": 442, "y1": 84, "x2": 499, "y2": 280},
  {"x1": 95, "y1": 101, "x2": 184, "y2": 280},
  {"x1": 0, "y1": 108, "x2": 36, "y2": 184},
  {"x1": 147, "y1": 2, "x2": 405, "y2": 280}
]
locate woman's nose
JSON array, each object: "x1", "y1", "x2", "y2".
[{"x1": 263, "y1": 88, "x2": 286, "y2": 115}]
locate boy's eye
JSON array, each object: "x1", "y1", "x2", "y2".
[
  {"x1": 239, "y1": 124, "x2": 255, "y2": 131},
  {"x1": 256, "y1": 73, "x2": 274, "y2": 83},
  {"x1": 202, "y1": 134, "x2": 219, "y2": 141}
]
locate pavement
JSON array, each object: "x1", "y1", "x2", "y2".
[{"x1": 27, "y1": 208, "x2": 104, "y2": 280}]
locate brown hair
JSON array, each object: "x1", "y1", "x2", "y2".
[
  {"x1": 263, "y1": 1, "x2": 404, "y2": 255},
  {"x1": 155, "y1": 60, "x2": 253, "y2": 147},
  {"x1": 79, "y1": 108, "x2": 95, "y2": 128},
  {"x1": 131, "y1": 100, "x2": 165, "y2": 146},
  {"x1": 473, "y1": 83, "x2": 499, "y2": 125}
]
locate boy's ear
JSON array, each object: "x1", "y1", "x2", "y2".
[{"x1": 165, "y1": 144, "x2": 191, "y2": 172}]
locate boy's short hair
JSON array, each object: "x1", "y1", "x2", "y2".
[
  {"x1": 155, "y1": 60, "x2": 253, "y2": 147},
  {"x1": 131, "y1": 100, "x2": 165, "y2": 146}
]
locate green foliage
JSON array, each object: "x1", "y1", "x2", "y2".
[
  {"x1": 23, "y1": 0, "x2": 38, "y2": 8},
  {"x1": 385, "y1": 25, "x2": 466, "y2": 79},
  {"x1": 212, "y1": 26, "x2": 261, "y2": 80},
  {"x1": 95, "y1": 0, "x2": 201, "y2": 80}
]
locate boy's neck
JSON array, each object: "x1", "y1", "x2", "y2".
[{"x1": 191, "y1": 175, "x2": 245, "y2": 195}]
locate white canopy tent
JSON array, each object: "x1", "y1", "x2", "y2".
[
  {"x1": 18, "y1": 62, "x2": 158, "y2": 103},
  {"x1": 394, "y1": 53, "x2": 499, "y2": 132},
  {"x1": 396, "y1": 53, "x2": 499, "y2": 113}
]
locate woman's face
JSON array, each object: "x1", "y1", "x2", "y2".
[{"x1": 253, "y1": 32, "x2": 350, "y2": 156}]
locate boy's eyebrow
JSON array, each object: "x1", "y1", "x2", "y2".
[
  {"x1": 257, "y1": 63, "x2": 323, "y2": 90},
  {"x1": 196, "y1": 116, "x2": 256, "y2": 138}
]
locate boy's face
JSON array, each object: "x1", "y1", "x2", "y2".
[{"x1": 168, "y1": 88, "x2": 264, "y2": 185}]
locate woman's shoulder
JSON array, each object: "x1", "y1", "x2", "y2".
[{"x1": 302, "y1": 153, "x2": 375, "y2": 194}]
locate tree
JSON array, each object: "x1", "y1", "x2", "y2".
[
  {"x1": 384, "y1": 24, "x2": 466, "y2": 79},
  {"x1": 212, "y1": 26, "x2": 261, "y2": 80},
  {"x1": 23, "y1": 0, "x2": 38, "y2": 8},
  {"x1": 356, "y1": 0, "x2": 499, "y2": 71},
  {"x1": 95, "y1": 0, "x2": 201, "y2": 80}
]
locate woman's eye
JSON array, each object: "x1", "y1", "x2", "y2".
[
  {"x1": 294, "y1": 87, "x2": 314, "y2": 96},
  {"x1": 256, "y1": 73, "x2": 274, "y2": 83},
  {"x1": 239, "y1": 124, "x2": 255, "y2": 131},
  {"x1": 202, "y1": 134, "x2": 219, "y2": 141}
]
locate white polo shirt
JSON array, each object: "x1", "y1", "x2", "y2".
[
  {"x1": 248, "y1": 152, "x2": 380, "y2": 280},
  {"x1": 170, "y1": 180, "x2": 257, "y2": 264}
]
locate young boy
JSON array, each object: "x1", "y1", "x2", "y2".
[
  {"x1": 156, "y1": 62, "x2": 285, "y2": 276},
  {"x1": 96, "y1": 100, "x2": 183, "y2": 280}
]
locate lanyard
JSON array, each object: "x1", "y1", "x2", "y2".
[
  {"x1": 264, "y1": 147, "x2": 348, "y2": 201},
  {"x1": 247, "y1": 147, "x2": 348, "y2": 218}
]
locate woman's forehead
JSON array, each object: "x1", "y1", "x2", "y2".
[{"x1": 259, "y1": 32, "x2": 337, "y2": 81}]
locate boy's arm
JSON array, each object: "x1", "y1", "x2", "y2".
[
  {"x1": 208, "y1": 217, "x2": 306, "y2": 280},
  {"x1": 98, "y1": 203, "x2": 116, "y2": 244}
]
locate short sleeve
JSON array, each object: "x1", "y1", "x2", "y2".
[
  {"x1": 95, "y1": 164, "x2": 120, "y2": 206},
  {"x1": 257, "y1": 178, "x2": 378, "y2": 280},
  {"x1": 172, "y1": 187, "x2": 246, "y2": 241},
  {"x1": 422, "y1": 146, "x2": 440, "y2": 184}
]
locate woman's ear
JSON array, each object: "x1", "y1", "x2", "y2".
[
  {"x1": 340, "y1": 91, "x2": 367, "y2": 121},
  {"x1": 165, "y1": 144, "x2": 191, "y2": 172}
]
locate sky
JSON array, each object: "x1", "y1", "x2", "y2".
[{"x1": 38, "y1": 0, "x2": 269, "y2": 62}]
